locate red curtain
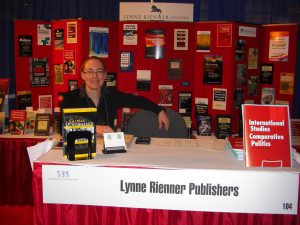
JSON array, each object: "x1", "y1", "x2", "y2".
[{"x1": 0, "y1": 137, "x2": 45, "y2": 205}]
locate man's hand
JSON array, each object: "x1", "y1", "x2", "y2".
[{"x1": 158, "y1": 110, "x2": 169, "y2": 131}]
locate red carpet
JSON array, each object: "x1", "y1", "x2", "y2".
[{"x1": 0, "y1": 205, "x2": 33, "y2": 225}]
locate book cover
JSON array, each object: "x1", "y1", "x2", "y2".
[
  {"x1": 0, "y1": 78, "x2": 10, "y2": 95},
  {"x1": 54, "y1": 64, "x2": 64, "y2": 84},
  {"x1": 174, "y1": 29, "x2": 188, "y2": 51},
  {"x1": 181, "y1": 113, "x2": 192, "y2": 138},
  {"x1": 62, "y1": 108, "x2": 97, "y2": 160},
  {"x1": 25, "y1": 110, "x2": 36, "y2": 134},
  {"x1": 212, "y1": 88, "x2": 227, "y2": 110},
  {"x1": 203, "y1": 55, "x2": 223, "y2": 84},
  {"x1": 178, "y1": 92, "x2": 192, "y2": 114},
  {"x1": 235, "y1": 39, "x2": 246, "y2": 61},
  {"x1": 0, "y1": 94, "x2": 5, "y2": 112},
  {"x1": 234, "y1": 88, "x2": 244, "y2": 109},
  {"x1": 121, "y1": 111, "x2": 135, "y2": 133},
  {"x1": 9, "y1": 110, "x2": 27, "y2": 135},
  {"x1": 248, "y1": 48, "x2": 258, "y2": 69},
  {"x1": 196, "y1": 115, "x2": 211, "y2": 136},
  {"x1": 17, "y1": 91, "x2": 32, "y2": 110},
  {"x1": 136, "y1": 70, "x2": 151, "y2": 91},
  {"x1": 242, "y1": 104, "x2": 292, "y2": 167},
  {"x1": 260, "y1": 63, "x2": 273, "y2": 84},
  {"x1": 195, "y1": 98, "x2": 208, "y2": 116},
  {"x1": 279, "y1": 72, "x2": 294, "y2": 95},
  {"x1": 225, "y1": 136, "x2": 244, "y2": 160},
  {"x1": 34, "y1": 113, "x2": 51, "y2": 136},
  {"x1": 215, "y1": 114, "x2": 232, "y2": 139},
  {"x1": 236, "y1": 64, "x2": 247, "y2": 86},
  {"x1": 158, "y1": 85, "x2": 173, "y2": 106},
  {"x1": 247, "y1": 76, "x2": 258, "y2": 97},
  {"x1": 145, "y1": 29, "x2": 165, "y2": 59},
  {"x1": 18, "y1": 35, "x2": 32, "y2": 56},
  {"x1": 196, "y1": 31, "x2": 210, "y2": 52},
  {"x1": 217, "y1": 24, "x2": 232, "y2": 47},
  {"x1": 104, "y1": 72, "x2": 117, "y2": 90},
  {"x1": 37, "y1": 24, "x2": 51, "y2": 46},
  {"x1": 0, "y1": 112, "x2": 5, "y2": 134},
  {"x1": 63, "y1": 50, "x2": 76, "y2": 74},
  {"x1": 89, "y1": 27, "x2": 109, "y2": 58},
  {"x1": 38, "y1": 95, "x2": 52, "y2": 114},
  {"x1": 30, "y1": 58, "x2": 50, "y2": 87},
  {"x1": 54, "y1": 29, "x2": 64, "y2": 49},
  {"x1": 123, "y1": 24, "x2": 138, "y2": 46},
  {"x1": 120, "y1": 51, "x2": 134, "y2": 72},
  {"x1": 261, "y1": 87, "x2": 275, "y2": 105},
  {"x1": 168, "y1": 59, "x2": 182, "y2": 80},
  {"x1": 68, "y1": 80, "x2": 78, "y2": 91}
]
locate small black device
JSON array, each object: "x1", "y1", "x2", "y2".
[{"x1": 135, "y1": 137, "x2": 151, "y2": 144}]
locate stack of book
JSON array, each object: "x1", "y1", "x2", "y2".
[{"x1": 225, "y1": 136, "x2": 244, "y2": 160}]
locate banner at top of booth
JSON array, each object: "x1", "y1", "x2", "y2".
[{"x1": 119, "y1": 2, "x2": 194, "y2": 22}]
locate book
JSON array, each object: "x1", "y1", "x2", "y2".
[
  {"x1": 9, "y1": 110, "x2": 27, "y2": 135},
  {"x1": 0, "y1": 112, "x2": 5, "y2": 134},
  {"x1": 68, "y1": 80, "x2": 78, "y2": 91},
  {"x1": 242, "y1": 104, "x2": 292, "y2": 167},
  {"x1": 225, "y1": 137, "x2": 244, "y2": 160},
  {"x1": 121, "y1": 111, "x2": 135, "y2": 133},
  {"x1": 17, "y1": 91, "x2": 32, "y2": 110},
  {"x1": 25, "y1": 109, "x2": 37, "y2": 134},
  {"x1": 0, "y1": 94, "x2": 5, "y2": 112},
  {"x1": 260, "y1": 63, "x2": 273, "y2": 84},
  {"x1": 196, "y1": 115, "x2": 211, "y2": 136},
  {"x1": 29, "y1": 58, "x2": 50, "y2": 87},
  {"x1": 62, "y1": 108, "x2": 97, "y2": 160},
  {"x1": 168, "y1": 59, "x2": 182, "y2": 80},
  {"x1": 215, "y1": 114, "x2": 232, "y2": 139},
  {"x1": 52, "y1": 107, "x2": 61, "y2": 134},
  {"x1": 181, "y1": 113, "x2": 192, "y2": 138},
  {"x1": 178, "y1": 92, "x2": 192, "y2": 114},
  {"x1": 104, "y1": 72, "x2": 117, "y2": 90},
  {"x1": 158, "y1": 85, "x2": 173, "y2": 106},
  {"x1": 0, "y1": 78, "x2": 10, "y2": 95},
  {"x1": 261, "y1": 87, "x2": 275, "y2": 105},
  {"x1": 203, "y1": 55, "x2": 223, "y2": 84},
  {"x1": 145, "y1": 29, "x2": 165, "y2": 59},
  {"x1": 136, "y1": 70, "x2": 151, "y2": 91},
  {"x1": 34, "y1": 113, "x2": 51, "y2": 136},
  {"x1": 195, "y1": 98, "x2": 208, "y2": 116}
]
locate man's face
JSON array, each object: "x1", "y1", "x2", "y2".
[{"x1": 81, "y1": 59, "x2": 106, "y2": 91}]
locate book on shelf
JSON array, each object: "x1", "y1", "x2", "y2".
[
  {"x1": 0, "y1": 112, "x2": 5, "y2": 134},
  {"x1": 196, "y1": 115, "x2": 211, "y2": 136},
  {"x1": 242, "y1": 104, "x2": 292, "y2": 167},
  {"x1": 17, "y1": 91, "x2": 32, "y2": 110},
  {"x1": 0, "y1": 94, "x2": 5, "y2": 112},
  {"x1": 225, "y1": 136, "x2": 244, "y2": 160},
  {"x1": 62, "y1": 108, "x2": 97, "y2": 160},
  {"x1": 181, "y1": 113, "x2": 192, "y2": 138},
  {"x1": 215, "y1": 114, "x2": 232, "y2": 139},
  {"x1": 25, "y1": 109, "x2": 37, "y2": 134},
  {"x1": 8, "y1": 110, "x2": 27, "y2": 135},
  {"x1": 121, "y1": 111, "x2": 135, "y2": 133},
  {"x1": 34, "y1": 113, "x2": 51, "y2": 136}
]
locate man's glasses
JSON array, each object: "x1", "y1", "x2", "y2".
[{"x1": 83, "y1": 69, "x2": 105, "y2": 76}]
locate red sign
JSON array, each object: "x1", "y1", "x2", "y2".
[{"x1": 242, "y1": 104, "x2": 292, "y2": 167}]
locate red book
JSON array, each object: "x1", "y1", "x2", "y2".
[
  {"x1": 226, "y1": 136, "x2": 243, "y2": 151},
  {"x1": 242, "y1": 104, "x2": 292, "y2": 167},
  {"x1": 9, "y1": 110, "x2": 27, "y2": 135}
]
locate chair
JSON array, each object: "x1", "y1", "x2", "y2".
[{"x1": 126, "y1": 108, "x2": 189, "y2": 138}]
